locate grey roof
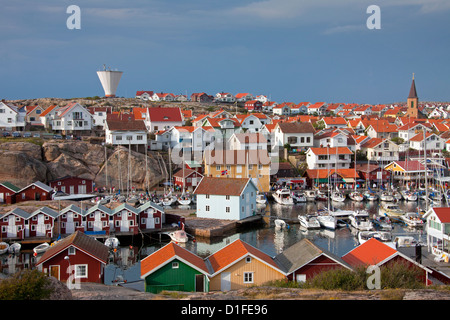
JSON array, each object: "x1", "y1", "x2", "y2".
[
  {"x1": 18, "y1": 181, "x2": 53, "y2": 193},
  {"x1": 112, "y1": 203, "x2": 139, "y2": 215},
  {"x1": 29, "y1": 206, "x2": 59, "y2": 219},
  {"x1": 85, "y1": 203, "x2": 113, "y2": 215},
  {"x1": 1, "y1": 207, "x2": 31, "y2": 219},
  {"x1": 274, "y1": 238, "x2": 352, "y2": 274},
  {"x1": 59, "y1": 204, "x2": 85, "y2": 216},
  {"x1": 136, "y1": 201, "x2": 164, "y2": 213}
]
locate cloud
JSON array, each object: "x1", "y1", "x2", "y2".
[{"x1": 322, "y1": 24, "x2": 366, "y2": 35}]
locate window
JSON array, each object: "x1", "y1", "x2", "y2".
[
  {"x1": 116, "y1": 135, "x2": 122, "y2": 141},
  {"x1": 245, "y1": 256, "x2": 252, "y2": 263},
  {"x1": 206, "y1": 194, "x2": 210, "y2": 199},
  {"x1": 216, "y1": 165, "x2": 221, "y2": 171},
  {"x1": 172, "y1": 262, "x2": 179, "y2": 269},
  {"x1": 126, "y1": 135, "x2": 133, "y2": 141},
  {"x1": 68, "y1": 247, "x2": 76, "y2": 255},
  {"x1": 206, "y1": 205, "x2": 210, "y2": 212},
  {"x1": 243, "y1": 272, "x2": 254, "y2": 283},
  {"x1": 226, "y1": 207, "x2": 230, "y2": 213},
  {"x1": 75, "y1": 265, "x2": 88, "y2": 278},
  {"x1": 137, "y1": 135, "x2": 143, "y2": 140}
]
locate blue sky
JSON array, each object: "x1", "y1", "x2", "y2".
[{"x1": 1, "y1": 0, "x2": 449, "y2": 104}]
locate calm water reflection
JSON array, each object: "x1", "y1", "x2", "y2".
[{"x1": 103, "y1": 198, "x2": 435, "y2": 285}]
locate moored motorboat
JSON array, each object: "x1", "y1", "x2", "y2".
[
  {"x1": 273, "y1": 189, "x2": 294, "y2": 205},
  {"x1": 274, "y1": 219, "x2": 289, "y2": 229},
  {"x1": 315, "y1": 190, "x2": 328, "y2": 201},
  {"x1": 378, "y1": 203, "x2": 405, "y2": 217},
  {"x1": 317, "y1": 214, "x2": 337, "y2": 230},
  {"x1": 349, "y1": 210, "x2": 373, "y2": 231},
  {"x1": 8, "y1": 242, "x2": 21, "y2": 254},
  {"x1": 401, "y1": 212, "x2": 424, "y2": 227},
  {"x1": 256, "y1": 193, "x2": 267, "y2": 205},
  {"x1": 379, "y1": 191, "x2": 394, "y2": 202},
  {"x1": 169, "y1": 230, "x2": 189, "y2": 243},
  {"x1": 33, "y1": 242, "x2": 50, "y2": 254},
  {"x1": 372, "y1": 215, "x2": 393, "y2": 230},
  {"x1": 349, "y1": 191, "x2": 364, "y2": 202},
  {"x1": 177, "y1": 194, "x2": 191, "y2": 205},
  {"x1": 331, "y1": 190, "x2": 346, "y2": 202},
  {"x1": 358, "y1": 231, "x2": 394, "y2": 247},
  {"x1": 104, "y1": 237, "x2": 120, "y2": 249},
  {"x1": 0, "y1": 242, "x2": 10, "y2": 255},
  {"x1": 304, "y1": 190, "x2": 317, "y2": 201},
  {"x1": 401, "y1": 190, "x2": 418, "y2": 201},
  {"x1": 298, "y1": 214, "x2": 320, "y2": 229},
  {"x1": 292, "y1": 191, "x2": 307, "y2": 203},
  {"x1": 364, "y1": 191, "x2": 378, "y2": 201}
]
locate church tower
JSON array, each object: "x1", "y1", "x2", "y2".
[{"x1": 406, "y1": 73, "x2": 419, "y2": 118}]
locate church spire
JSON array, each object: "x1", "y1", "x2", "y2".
[{"x1": 408, "y1": 73, "x2": 418, "y2": 99}]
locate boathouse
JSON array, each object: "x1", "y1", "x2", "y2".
[
  {"x1": 274, "y1": 238, "x2": 353, "y2": 282},
  {"x1": 140, "y1": 242, "x2": 210, "y2": 294},
  {"x1": 36, "y1": 231, "x2": 109, "y2": 283}
]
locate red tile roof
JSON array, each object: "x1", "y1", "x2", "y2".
[
  {"x1": 140, "y1": 242, "x2": 209, "y2": 278},
  {"x1": 307, "y1": 147, "x2": 353, "y2": 155},
  {"x1": 430, "y1": 208, "x2": 450, "y2": 223},
  {"x1": 207, "y1": 239, "x2": 283, "y2": 275},
  {"x1": 148, "y1": 107, "x2": 182, "y2": 122},
  {"x1": 193, "y1": 177, "x2": 253, "y2": 196},
  {"x1": 341, "y1": 238, "x2": 397, "y2": 267}
]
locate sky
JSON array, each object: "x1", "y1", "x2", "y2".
[{"x1": 0, "y1": 0, "x2": 449, "y2": 104}]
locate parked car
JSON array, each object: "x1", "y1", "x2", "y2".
[
  {"x1": 12, "y1": 131, "x2": 21, "y2": 137},
  {"x1": 2, "y1": 131, "x2": 11, "y2": 137},
  {"x1": 23, "y1": 132, "x2": 32, "y2": 138},
  {"x1": 32, "y1": 132, "x2": 41, "y2": 138},
  {"x1": 53, "y1": 134, "x2": 63, "y2": 139}
]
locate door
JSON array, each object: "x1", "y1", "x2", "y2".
[
  {"x1": 146, "y1": 217, "x2": 155, "y2": 229},
  {"x1": 50, "y1": 265, "x2": 60, "y2": 280},
  {"x1": 195, "y1": 274, "x2": 204, "y2": 292},
  {"x1": 0, "y1": 193, "x2": 4, "y2": 203},
  {"x1": 36, "y1": 214, "x2": 46, "y2": 236},
  {"x1": 7, "y1": 215, "x2": 16, "y2": 237},
  {"x1": 221, "y1": 272, "x2": 231, "y2": 291}
]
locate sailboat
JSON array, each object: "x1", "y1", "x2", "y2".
[
  {"x1": 331, "y1": 186, "x2": 346, "y2": 202},
  {"x1": 177, "y1": 152, "x2": 192, "y2": 206},
  {"x1": 349, "y1": 148, "x2": 364, "y2": 202}
]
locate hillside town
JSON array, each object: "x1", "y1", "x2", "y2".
[{"x1": 1, "y1": 75, "x2": 450, "y2": 299}]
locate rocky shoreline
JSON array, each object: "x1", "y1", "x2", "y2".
[{"x1": 67, "y1": 282, "x2": 450, "y2": 300}]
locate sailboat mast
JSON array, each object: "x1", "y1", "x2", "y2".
[{"x1": 424, "y1": 128, "x2": 428, "y2": 211}]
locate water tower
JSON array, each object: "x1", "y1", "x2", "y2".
[{"x1": 97, "y1": 65, "x2": 123, "y2": 98}]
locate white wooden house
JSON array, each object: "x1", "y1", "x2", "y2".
[
  {"x1": 423, "y1": 207, "x2": 450, "y2": 261},
  {"x1": 193, "y1": 177, "x2": 258, "y2": 220}
]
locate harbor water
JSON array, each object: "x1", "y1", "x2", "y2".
[{"x1": 103, "y1": 198, "x2": 435, "y2": 287}]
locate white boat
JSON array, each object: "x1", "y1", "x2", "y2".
[
  {"x1": 0, "y1": 242, "x2": 10, "y2": 255},
  {"x1": 8, "y1": 242, "x2": 21, "y2": 254},
  {"x1": 33, "y1": 242, "x2": 50, "y2": 254},
  {"x1": 331, "y1": 190, "x2": 346, "y2": 202},
  {"x1": 298, "y1": 214, "x2": 320, "y2": 229},
  {"x1": 292, "y1": 191, "x2": 307, "y2": 203},
  {"x1": 364, "y1": 191, "x2": 378, "y2": 201},
  {"x1": 358, "y1": 231, "x2": 394, "y2": 246},
  {"x1": 304, "y1": 190, "x2": 317, "y2": 201},
  {"x1": 401, "y1": 212, "x2": 424, "y2": 227},
  {"x1": 104, "y1": 237, "x2": 120, "y2": 248},
  {"x1": 378, "y1": 203, "x2": 405, "y2": 217},
  {"x1": 349, "y1": 210, "x2": 373, "y2": 231},
  {"x1": 162, "y1": 197, "x2": 174, "y2": 206},
  {"x1": 348, "y1": 191, "x2": 364, "y2": 202},
  {"x1": 317, "y1": 214, "x2": 337, "y2": 230},
  {"x1": 379, "y1": 191, "x2": 394, "y2": 202},
  {"x1": 315, "y1": 190, "x2": 328, "y2": 201},
  {"x1": 372, "y1": 215, "x2": 393, "y2": 230},
  {"x1": 274, "y1": 219, "x2": 289, "y2": 229},
  {"x1": 401, "y1": 190, "x2": 418, "y2": 201},
  {"x1": 328, "y1": 209, "x2": 355, "y2": 219},
  {"x1": 394, "y1": 236, "x2": 418, "y2": 248},
  {"x1": 177, "y1": 194, "x2": 191, "y2": 205},
  {"x1": 392, "y1": 190, "x2": 403, "y2": 201},
  {"x1": 169, "y1": 230, "x2": 189, "y2": 243},
  {"x1": 256, "y1": 193, "x2": 267, "y2": 205},
  {"x1": 273, "y1": 189, "x2": 294, "y2": 205}
]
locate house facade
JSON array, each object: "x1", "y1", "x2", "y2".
[
  {"x1": 0, "y1": 182, "x2": 20, "y2": 204},
  {"x1": 36, "y1": 231, "x2": 109, "y2": 284},
  {"x1": 52, "y1": 103, "x2": 93, "y2": 136},
  {"x1": 306, "y1": 146, "x2": 353, "y2": 170},
  {"x1": 105, "y1": 119, "x2": 148, "y2": 152},
  {"x1": 49, "y1": 176, "x2": 94, "y2": 195},
  {"x1": 273, "y1": 122, "x2": 315, "y2": 152},
  {"x1": 193, "y1": 177, "x2": 258, "y2": 220},
  {"x1": 423, "y1": 208, "x2": 450, "y2": 261},
  {"x1": 15, "y1": 181, "x2": 53, "y2": 203},
  {"x1": 0, "y1": 208, "x2": 29, "y2": 240},
  {"x1": 0, "y1": 102, "x2": 26, "y2": 131},
  {"x1": 28, "y1": 207, "x2": 58, "y2": 239}
]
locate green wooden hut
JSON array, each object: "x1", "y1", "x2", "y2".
[{"x1": 140, "y1": 242, "x2": 210, "y2": 293}]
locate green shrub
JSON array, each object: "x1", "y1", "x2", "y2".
[
  {"x1": 380, "y1": 261, "x2": 424, "y2": 289},
  {"x1": 0, "y1": 269, "x2": 52, "y2": 300}
]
